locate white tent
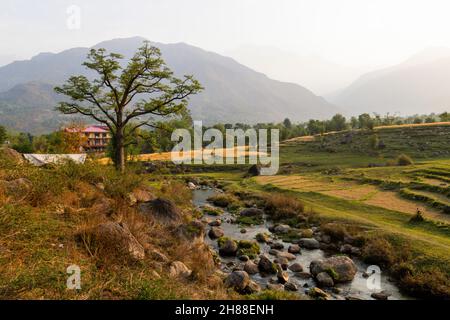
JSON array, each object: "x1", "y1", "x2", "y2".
[{"x1": 23, "y1": 154, "x2": 87, "y2": 166}]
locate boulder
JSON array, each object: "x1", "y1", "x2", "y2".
[
  {"x1": 239, "y1": 255, "x2": 249, "y2": 262},
  {"x1": 298, "y1": 238, "x2": 320, "y2": 249},
  {"x1": 273, "y1": 224, "x2": 291, "y2": 234},
  {"x1": 316, "y1": 272, "x2": 334, "y2": 287},
  {"x1": 276, "y1": 265, "x2": 289, "y2": 284},
  {"x1": 240, "y1": 208, "x2": 264, "y2": 217},
  {"x1": 270, "y1": 242, "x2": 284, "y2": 250},
  {"x1": 208, "y1": 227, "x2": 224, "y2": 239},
  {"x1": 187, "y1": 182, "x2": 197, "y2": 190},
  {"x1": 371, "y1": 291, "x2": 391, "y2": 300},
  {"x1": 276, "y1": 251, "x2": 296, "y2": 261},
  {"x1": 224, "y1": 271, "x2": 250, "y2": 292},
  {"x1": 248, "y1": 164, "x2": 261, "y2": 176},
  {"x1": 255, "y1": 233, "x2": 270, "y2": 243},
  {"x1": 219, "y1": 239, "x2": 238, "y2": 256},
  {"x1": 274, "y1": 256, "x2": 289, "y2": 270},
  {"x1": 288, "y1": 263, "x2": 304, "y2": 273},
  {"x1": 208, "y1": 219, "x2": 222, "y2": 227},
  {"x1": 288, "y1": 244, "x2": 301, "y2": 254},
  {"x1": 258, "y1": 255, "x2": 277, "y2": 274},
  {"x1": 308, "y1": 287, "x2": 331, "y2": 300},
  {"x1": 0, "y1": 147, "x2": 24, "y2": 164},
  {"x1": 310, "y1": 256, "x2": 357, "y2": 283},
  {"x1": 177, "y1": 220, "x2": 205, "y2": 240},
  {"x1": 243, "y1": 280, "x2": 261, "y2": 294},
  {"x1": 169, "y1": 261, "x2": 192, "y2": 278},
  {"x1": 284, "y1": 282, "x2": 298, "y2": 291},
  {"x1": 130, "y1": 187, "x2": 154, "y2": 203},
  {"x1": 138, "y1": 198, "x2": 182, "y2": 223},
  {"x1": 269, "y1": 249, "x2": 280, "y2": 256},
  {"x1": 244, "y1": 260, "x2": 259, "y2": 275}
]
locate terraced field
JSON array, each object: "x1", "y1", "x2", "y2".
[{"x1": 255, "y1": 174, "x2": 450, "y2": 223}]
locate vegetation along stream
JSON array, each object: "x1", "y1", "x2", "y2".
[{"x1": 193, "y1": 188, "x2": 410, "y2": 300}]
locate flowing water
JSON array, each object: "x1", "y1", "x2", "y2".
[{"x1": 193, "y1": 188, "x2": 410, "y2": 300}]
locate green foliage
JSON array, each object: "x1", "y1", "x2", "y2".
[
  {"x1": 0, "y1": 126, "x2": 6, "y2": 145},
  {"x1": 55, "y1": 41, "x2": 202, "y2": 170},
  {"x1": 237, "y1": 240, "x2": 260, "y2": 259},
  {"x1": 236, "y1": 215, "x2": 263, "y2": 226},
  {"x1": 11, "y1": 132, "x2": 33, "y2": 153},
  {"x1": 202, "y1": 205, "x2": 223, "y2": 216}
]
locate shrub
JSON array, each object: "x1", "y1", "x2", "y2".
[
  {"x1": 396, "y1": 154, "x2": 414, "y2": 166},
  {"x1": 393, "y1": 264, "x2": 450, "y2": 299},
  {"x1": 264, "y1": 194, "x2": 304, "y2": 220},
  {"x1": 207, "y1": 193, "x2": 239, "y2": 209},
  {"x1": 361, "y1": 237, "x2": 396, "y2": 268},
  {"x1": 409, "y1": 209, "x2": 425, "y2": 223},
  {"x1": 202, "y1": 205, "x2": 223, "y2": 216},
  {"x1": 321, "y1": 223, "x2": 348, "y2": 241},
  {"x1": 104, "y1": 170, "x2": 143, "y2": 200},
  {"x1": 160, "y1": 181, "x2": 192, "y2": 207}
]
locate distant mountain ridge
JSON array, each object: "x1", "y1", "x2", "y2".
[
  {"x1": 330, "y1": 47, "x2": 450, "y2": 116},
  {"x1": 0, "y1": 37, "x2": 337, "y2": 134}
]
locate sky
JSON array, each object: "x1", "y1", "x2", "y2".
[{"x1": 2, "y1": 0, "x2": 450, "y2": 69}]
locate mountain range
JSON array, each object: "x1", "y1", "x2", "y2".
[
  {"x1": 0, "y1": 37, "x2": 337, "y2": 134},
  {"x1": 227, "y1": 45, "x2": 365, "y2": 95},
  {"x1": 329, "y1": 47, "x2": 450, "y2": 116}
]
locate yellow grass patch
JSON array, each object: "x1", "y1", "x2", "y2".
[{"x1": 98, "y1": 146, "x2": 268, "y2": 165}]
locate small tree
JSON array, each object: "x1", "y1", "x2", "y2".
[
  {"x1": 0, "y1": 125, "x2": 6, "y2": 145},
  {"x1": 439, "y1": 112, "x2": 450, "y2": 122},
  {"x1": 55, "y1": 42, "x2": 202, "y2": 172}
]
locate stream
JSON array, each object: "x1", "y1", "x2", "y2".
[{"x1": 193, "y1": 188, "x2": 410, "y2": 300}]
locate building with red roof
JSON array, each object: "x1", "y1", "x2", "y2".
[{"x1": 65, "y1": 125, "x2": 112, "y2": 153}]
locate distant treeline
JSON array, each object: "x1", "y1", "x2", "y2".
[{"x1": 1, "y1": 111, "x2": 449, "y2": 156}]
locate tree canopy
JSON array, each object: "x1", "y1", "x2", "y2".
[{"x1": 55, "y1": 41, "x2": 202, "y2": 171}]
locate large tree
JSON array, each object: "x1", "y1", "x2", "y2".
[{"x1": 55, "y1": 41, "x2": 202, "y2": 171}]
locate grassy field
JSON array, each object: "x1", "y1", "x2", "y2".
[{"x1": 176, "y1": 124, "x2": 450, "y2": 298}]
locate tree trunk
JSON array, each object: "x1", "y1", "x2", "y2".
[{"x1": 115, "y1": 128, "x2": 126, "y2": 173}]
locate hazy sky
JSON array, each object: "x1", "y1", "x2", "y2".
[{"x1": 2, "y1": 0, "x2": 450, "y2": 68}]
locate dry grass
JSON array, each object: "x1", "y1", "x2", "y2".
[
  {"x1": 364, "y1": 190, "x2": 450, "y2": 223},
  {"x1": 0, "y1": 161, "x2": 230, "y2": 300},
  {"x1": 98, "y1": 146, "x2": 268, "y2": 165},
  {"x1": 264, "y1": 193, "x2": 305, "y2": 220},
  {"x1": 258, "y1": 174, "x2": 450, "y2": 223}
]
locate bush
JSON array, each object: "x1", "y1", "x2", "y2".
[
  {"x1": 409, "y1": 209, "x2": 425, "y2": 223},
  {"x1": 396, "y1": 154, "x2": 414, "y2": 166},
  {"x1": 393, "y1": 264, "x2": 450, "y2": 299},
  {"x1": 264, "y1": 194, "x2": 304, "y2": 220},
  {"x1": 207, "y1": 193, "x2": 240, "y2": 209},
  {"x1": 321, "y1": 223, "x2": 348, "y2": 241},
  {"x1": 361, "y1": 237, "x2": 396, "y2": 268}
]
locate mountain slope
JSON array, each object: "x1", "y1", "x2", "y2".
[
  {"x1": 228, "y1": 45, "x2": 365, "y2": 95},
  {"x1": 330, "y1": 48, "x2": 450, "y2": 116},
  {"x1": 0, "y1": 37, "x2": 337, "y2": 134}
]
